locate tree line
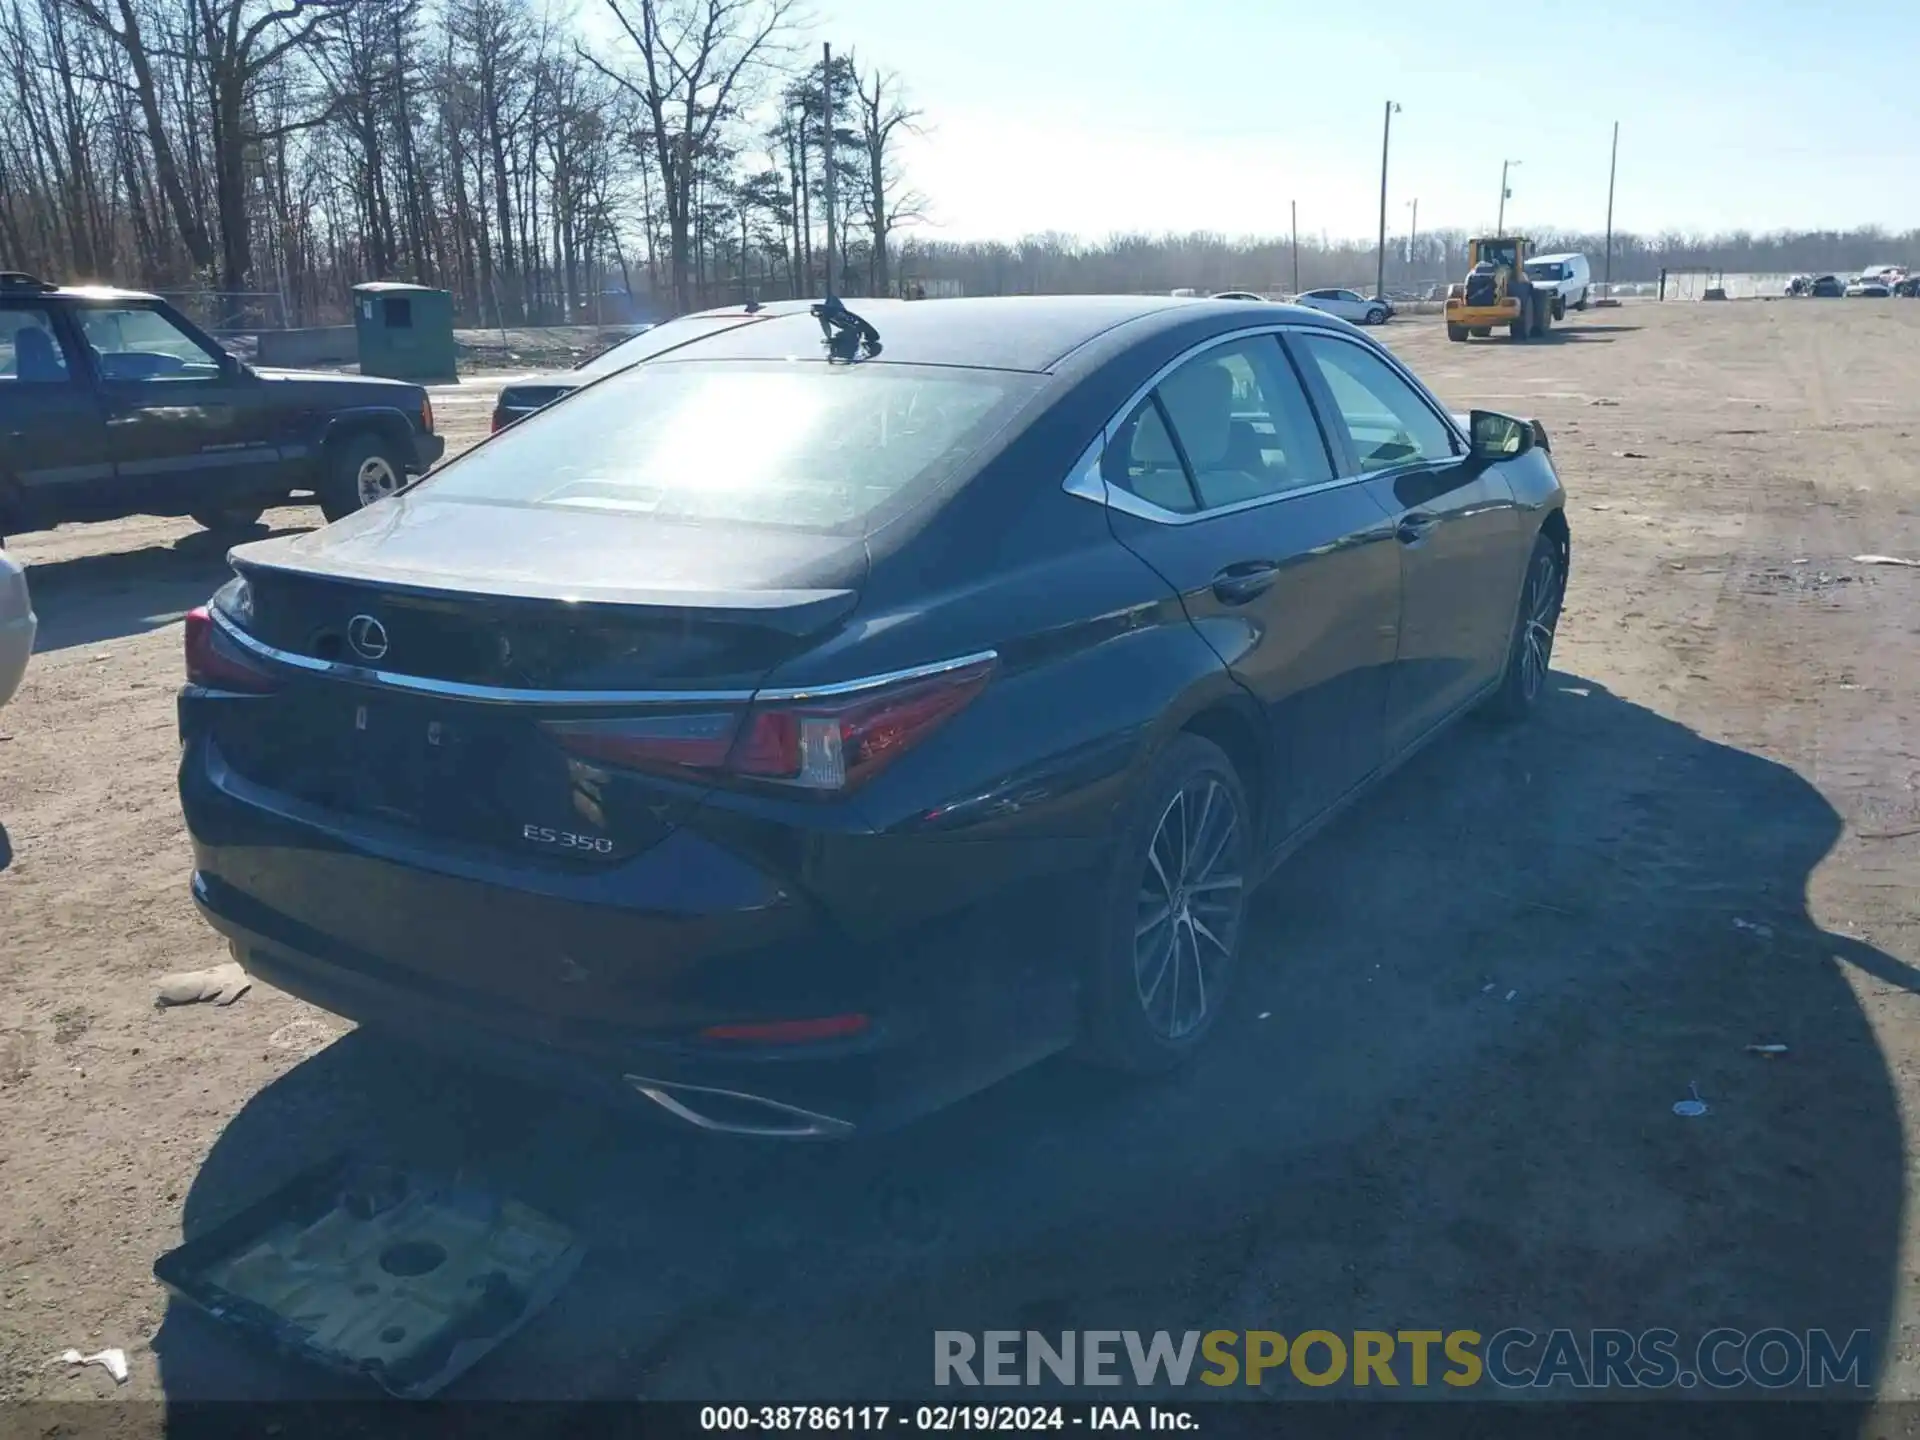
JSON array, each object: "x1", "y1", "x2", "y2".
[
  {"x1": 896, "y1": 226, "x2": 1920, "y2": 301},
  {"x1": 0, "y1": 0, "x2": 922, "y2": 327},
  {"x1": 1, "y1": 0, "x2": 1911, "y2": 329}
]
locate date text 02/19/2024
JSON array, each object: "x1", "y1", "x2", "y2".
[{"x1": 698, "y1": 1408, "x2": 1197, "y2": 1432}]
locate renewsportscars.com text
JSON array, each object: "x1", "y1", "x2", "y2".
[{"x1": 934, "y1": 1329, "x2": 1872, "y2": 1390}]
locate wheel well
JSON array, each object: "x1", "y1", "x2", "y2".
[
  {"x1": 1540, "y1": 506, "x2": 1571, "y2": 578},
  {"x1": 324, "y1": 415, "x2": 412, "y2": 465},
  {"x1": 1181, "y1": 703, "x2": 1269, "y2": 837}
]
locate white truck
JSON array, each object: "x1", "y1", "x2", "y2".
[{"x1": 1522, "y1": 253, "x2": 1593, "y2": 316}]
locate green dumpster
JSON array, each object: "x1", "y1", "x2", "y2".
[{"x1": 352, "y1": 282, "x2": 456, "y2": 382}]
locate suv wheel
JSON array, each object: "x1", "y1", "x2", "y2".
[
  {"x1": 321, "y1": 433, "x2": 407, "y2": 522},
  {"x1": 1081, "y1": 733, "x2": 1250, "y2": 1073},
  {"x1": 189, "y1": 505, "x2": 264, "y2": 535}
]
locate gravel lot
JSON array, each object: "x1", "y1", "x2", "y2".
[{"x1": 2, "y1": 300, "x2": 1918, "y2": 1409}]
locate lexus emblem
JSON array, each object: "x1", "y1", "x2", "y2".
[{"x1": 346, "y1": 614, "x2": 389, "y2": 661}]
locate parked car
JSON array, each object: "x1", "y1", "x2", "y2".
[
  {"x1": 490, "y1": 302, "x2": 819, "y2": 432},
  {"x1": 1291, "y1": 288, "x2": 1392, "y2": 325},
  {"x1": 1806, "y1": 274, "x2": 1844, "y2": 298},
  {"x1": 1209, "y1": 291, "x2": 1267, "y2": 303},
  {"x1": 1897, "y1": 276, "x2": 1920, "y2": 298},
  {"x1": 0, "y1": 547, "x2": 32, "y2": 708},
  {"x1": 0, "y1": 273, "x2": 443, "y2": 545},
  {"x1": 178, "y1": 295, "x2": 1569, "y2": 1138},
  {"x1": 1522, "y1": 253, "x2": 1593, "y2": 314},
  {"x1": 1846, "y1": 277, "x2": 1893, "y2": 298}
]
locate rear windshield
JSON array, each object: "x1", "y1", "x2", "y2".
[{"x1": 424, "y1": 360, "x2": 1037, "y2": 533}]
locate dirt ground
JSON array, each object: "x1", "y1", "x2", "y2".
[{"x1": 2, "y1": 300, "x2": 1918, "y2": 1409}]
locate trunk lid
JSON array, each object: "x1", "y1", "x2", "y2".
[{"x1": 212, "y1": 495, "x2": 865, "y2": 861}]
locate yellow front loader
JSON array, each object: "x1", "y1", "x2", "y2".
[{"x1": 1445, "y1": 236, "x2": 1553, "y2": 342}]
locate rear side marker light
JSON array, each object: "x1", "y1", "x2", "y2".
[
  {"x1": 184, "y1": 607, "x2": 277, "y2": 694},
  {"x1": 546, "y1": 655, "x2": 996, "y2": 796}
]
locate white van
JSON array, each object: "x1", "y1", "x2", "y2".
[{"x1": 1523, "y1": 253, "x2": 1593, "y2": 314}]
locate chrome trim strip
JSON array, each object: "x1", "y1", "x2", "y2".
[
  {"x1": 208, "y1": 605, "x2": 995, "y2": 708},
  {"x1": 624, "y1": 1075, "x2": 856, "y2": 1139},
  {"x1": 756, "y1": 649, "x2": 999, "y2": 702},
  {"x1": 1059, "y1": 320, "x2": 1469, "y2": 528}
]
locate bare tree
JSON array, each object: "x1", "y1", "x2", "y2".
[
  {"x1": 850, "y1": 58, "x2": 922, "y2": 295},
  {"x1": 587, "y1": 0, "x2": 796, "y2": 311}
]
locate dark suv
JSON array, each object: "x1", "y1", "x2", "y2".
[{"x1": 0, "y1": 273, "x2": 444, "y2": 545}]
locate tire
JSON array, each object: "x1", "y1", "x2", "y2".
[
  {"x1": 1552, "y1": 296, "x2": 1566, "y2": 321},
  {"x1": 1536, "y1": 299, "x2": 1553, "y2": 336},
  {"x1": 1365, "y1": 307, "x2": 1387, "y2": 326},
  {"x1": 189, "y1": 505, "x2": 265, "y2": 534},
  {"x1": 1447, "y1": 323, "x2": 1469, "y2": 342},
  {"x1": 320, "y1": 432, "x2": 408, "y2": 523},
  {"x1": 1509, "y1": 295, "x2": 1530, "y2": 340},
  {"x1": 1574, "y1": 294, "x2": 1589, "y2": 311},
  {"x1": 1486, "y1": 532, "x2": 1566, "y2": 722},
  {"x1": 1080, "y1": 733, "x2": 1252, "y2": 1074}
]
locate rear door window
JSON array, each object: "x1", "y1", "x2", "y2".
[{"x1": 0, "y1": 308, "x2": 73, "y2": 384}]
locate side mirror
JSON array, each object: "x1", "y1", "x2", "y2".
[{"x1": 1469, "y1": 409, "x2": 1533, "y2": 461}]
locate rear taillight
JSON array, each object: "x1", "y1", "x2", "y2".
[
  {"x1": 184, "y1": 607, "x2": 277, "y2": 694},
  {"x1": 421, "y1": 394, "x2": 435, "y2": 433},
  {"x1": 546, "y1": 656, "x2": 995, "y2": 795},
  {"x1": 489, "y1": 412, "x2": 503, "y2": 435}
]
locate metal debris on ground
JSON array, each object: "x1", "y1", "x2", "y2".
[
  {"x1": 1673, "y1": 1083, "x2": 1710, "y2": 1118},
  {"x1": 1853, "y1": 555, "x2": 1920, "y2": 568},
  {"x1": 1613, "y1": 450, "x2": 1652, "y2": 459},
  {"x1": 1732, "y1": 918, "x2": 1775, "y2": 940},
  {"x1": 153, "y1": 1155, "x2": 583, "y2": 1399},
  {"x1": 1745, "y1": 1044, "x2": 1790, "y2": 1058},
  {"x1": 154, "y1": 961, "x2": 252, "y2": 1008},
  {"x1": 59, "y1": 1347, "x2": 129, "y2": 1383}
]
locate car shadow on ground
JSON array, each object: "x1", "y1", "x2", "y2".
[
  {"x1": 24, "y1": 525, "x2": 311, "y2": 652},
  {"x1": 151, "y1": 673, "x2": 1902, "y2": 1406}
]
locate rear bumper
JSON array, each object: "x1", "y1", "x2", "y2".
[
  {"x1": 179, "y1": 733, "x2": 1088, "y2": 1136},
  {"x1": 412, "y1": 432, "x2": 447, "y2": 472}
]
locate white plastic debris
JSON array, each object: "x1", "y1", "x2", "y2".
[
  {"x1": 1481, "y1": 983, "x2": 1497, "y2": 994},
  {"x1": 1853, "y1": 555, "x2": 1920, "y2": 568},
  {"x1": 1745, "y1": 1044, "x2": 1790, "y2": 1058},
  {"x1": 1504, "y1": 990, "x2": 1518, "y2": 1002},
  {"x1": 60, "y1": 1348, "x2": 129, "y2": 1383},
  {"x1": 154, "y1": 961, "x2": 251, "y2": 1008},
  {"x1": 1257, "y1": 1012, "x2": 1271, "y2": 1021},
  {"x1": 1673, "y1": 1083, "x2": 1709, "y2": 1118},
  {"x1": 1732, "y1": 918, "x2": 1775, "y2": 940}
]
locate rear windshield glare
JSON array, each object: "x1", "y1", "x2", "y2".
[{"x1": 424, "y1": 360, "x2": 1035, "y2": 532}]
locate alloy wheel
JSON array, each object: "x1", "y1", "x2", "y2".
[
  {"x1": 1133, "y1": 778, "x2": 1244, "y2": 1040},
  {"x1": 356, "y1": 454, "x2": 402, "y2": 506},
  {"x1": 1519, "y1": 550, "x2": 1562, "y2": 702}
]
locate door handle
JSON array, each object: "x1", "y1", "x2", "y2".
[
  {"x1": 1396, "y1": 512, "x2": 1439, "y2": 545},
  {"x1": 1211, "y1": 561, "x2": 1280, "y2": 605}
]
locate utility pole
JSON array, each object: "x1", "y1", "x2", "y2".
[
  {"x1": 1497, "y1": 159, "x2": 1520, "y2": 233},
  {"x1": 1603, "y1": 121, "x2": 1619, "y2": 293},
  {"x1": 1406, "y1": 197, "x2": 1418, "y2": 283},
  {"x1": 1291, "y1": 200, "x2": 1299, "y2": 294},
  {"x1": 1375, "y1": 101, "x2": 1399, "y2": 301},
  {"x1": 822, "y1": 42, "x2": 837, "y2": 300}
]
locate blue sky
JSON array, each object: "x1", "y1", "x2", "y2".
[{"x1": 788, "y1": 0, "x2": 1920, "y2": 243}]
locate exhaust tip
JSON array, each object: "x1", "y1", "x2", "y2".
[{"x1": 624, "y1": 1075, "x2": 855, "y2": 1140}]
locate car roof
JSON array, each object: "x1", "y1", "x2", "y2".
[
  {"x1": 642, "y1": 295, "x2": 1349, "y2": 374},
  {"x1": 1527, "y1": 253, "x2": 1582, "y2": 264},
  {"x1": 0, "y1": 279, "x2": 161, "y2": 304}
]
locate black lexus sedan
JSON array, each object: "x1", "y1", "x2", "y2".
[{"x1": 178, "y1": 295, "x2": 1569, "y2": 1137}]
